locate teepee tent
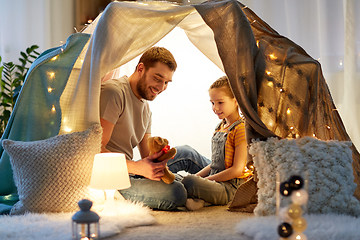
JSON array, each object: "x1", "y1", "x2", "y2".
[{"x1": 0, "y1": 0, "x2": 359, "y2": 212}]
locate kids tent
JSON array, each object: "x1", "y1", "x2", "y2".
[{"x1": 0, "y1": 0, "x2": 359, "y2": 212}]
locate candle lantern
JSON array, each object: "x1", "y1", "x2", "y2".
[{"x1": 72, "y1": 199, "x2": 100, "y2": 240}]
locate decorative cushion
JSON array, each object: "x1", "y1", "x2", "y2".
[
  {"x1": 2, "y1": 124, "x2": 103, "y2": 215},
  {"x1": 249, "y1": 136, "x2": 360, "y2": 217}
]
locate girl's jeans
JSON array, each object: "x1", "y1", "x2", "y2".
[{"x1": 119, "y1": 145, "x2": 211, "y2": 210}]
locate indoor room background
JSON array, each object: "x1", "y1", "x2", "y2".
[{"x1": 0, "y1": 0, "x2": 359, "y2": 160}]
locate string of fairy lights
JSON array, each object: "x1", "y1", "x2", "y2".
[
  {"x1": 241, "y1": 5, "x2": 337, "y2": 142},
  {"x1": 46, "y1": 39, "x2": 87, "y2": 135}
]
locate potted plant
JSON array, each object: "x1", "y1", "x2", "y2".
[{"x1": 0, "y1": 45, "x2": 40, "y2": 137}]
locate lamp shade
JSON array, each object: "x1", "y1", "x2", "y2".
[{"x1": 89, "y1": 153, "x2": 131, "y2": 190}]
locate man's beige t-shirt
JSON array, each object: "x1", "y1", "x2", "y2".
[{"x1": 100, "y1": 76, "x2": 152, "y2": 160}]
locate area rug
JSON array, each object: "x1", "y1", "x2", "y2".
[
  {"x1": 0, "y1": 200, "x2": 156, "y2": 240},
  {"x1": 236, "y1": 213, "x2": 360, "y2": 240}
]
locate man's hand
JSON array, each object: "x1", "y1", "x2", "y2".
[{"x1": 127, "y1": 151, "x2": 169, "y2": 181}]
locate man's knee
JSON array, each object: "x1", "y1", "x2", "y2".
[{"x1": 175, "y1": 145, "x2": 197, "y2": 158}]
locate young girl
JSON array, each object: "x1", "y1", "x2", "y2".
[{"x1": 181, "y1": 76, "x2": 253, "y2": 210}]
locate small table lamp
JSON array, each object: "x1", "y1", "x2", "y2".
[{"x1": 89, "y1": 153, "x2": 131, "y2": 216}]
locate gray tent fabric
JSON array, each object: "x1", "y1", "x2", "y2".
[
  {"x1": 194, "y1": 0, "x2": 360, "y2": 206},
  {"x1": 0, "y1": 0, "x2": 359, "y2": 213}
]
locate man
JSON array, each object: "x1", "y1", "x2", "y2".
[{"x1": 100, "y1": 47, "x2": 210, "y2": 210}]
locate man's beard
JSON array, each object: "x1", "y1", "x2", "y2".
[{"x1": 136, "y1": 72, "x2": 156, "y2": 101}]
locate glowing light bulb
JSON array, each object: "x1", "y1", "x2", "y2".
[
  {"x1": 51, "y1": 56, "x2": 58, "y2": 61},
  {"x1": 48, "y1": 87, "x2": 53, "y2": 93},
  {"x1": 287, "y1": 108, "x2": 291, "y2": 114},
  {"x1": 48, "y1": 71, "x2": 55, "y2": 79},
  {"x1": 87, "y1": 19, "x2": 93, "y2": 24},
  {"x1": 290, "y1": 126, "x2": 294, "y2": 130},
  {"x1": 267, "y1": 81, "x2": 274, "y2": 87},
  {"x1": 51, "y1": 105, "x2": 56, "y2": 113},
  {"x1": 256, "y1": 40, "x2": 260, "y2": 47},
  {"x1": 64, "y1": 127, "x2": 72, "y2": 133},
  {"x1": 326, "y1": 125, "x2": 331, "y2": 130},
  {"x1": 289, "y1": 232, "x2": 307, "y2": 240},
  {"x1": 291, "y1": 189, "x2": 309, "y2": 205},
  {"x1": 280, "y1": 88, "x2": 284, "y2": 92},
  {"x1": 266, "y1": 71, "x2": 271, "y2": 75},
  {"x1": 269, "y1": 54, "x2": 277, "y2": 60},
  {"x1": 287, "y1": 203, "x2": 303, "y2": 219},
  {"x1": 313, "y1": 133, "x2": 316, "y2": 137}
]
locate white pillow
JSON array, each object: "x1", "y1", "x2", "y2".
[
  {"x1": 249, "y1": 136, "x2": 360, "y2": 216},
  {"x1": 2, "y1": 124, "x2": 103, "y2": 215}
]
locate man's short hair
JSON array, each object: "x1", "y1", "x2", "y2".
[{"x1": 138, "y1": 47, "x2": 177, "y2": 72}]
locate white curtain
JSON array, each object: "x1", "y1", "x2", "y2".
[
  {"x1": 0, "y1": 0, "x2": 74, "y2": 63},
  {"x1": 0, "y1": 0, "x2": 359, "y2": 155}
]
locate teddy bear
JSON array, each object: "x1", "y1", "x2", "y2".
[{"x1": 147, "y1": 136, "x2": 177, "y2": 184}]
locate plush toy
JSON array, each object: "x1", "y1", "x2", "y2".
[{"x1": 147, "y1": 136, "x2": 177, "y2": 184}]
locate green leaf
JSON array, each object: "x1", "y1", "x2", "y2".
[
  {"x1": 30, "y1": 45, "x2": 39, "y2": 51},
  {"x1": 3, "y1": 110, "x2": 11, "y2": 118},
  {"x1": 2, "y1": 92, "x2": 11, "y2": 99},
  {"x1": 0, "y1": 101, "x2": 11, "y2": 107},
  {"x1": 18, "y1": 58, "x2": 26, "y2": 66},
  {"x1": 20, "y1": 52, "x2": 27, "y2": 60}
]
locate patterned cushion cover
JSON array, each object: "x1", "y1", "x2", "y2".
[
  {"x1": 2, "y1": 124, "x2": 102, "y2": 215},
  {"x1": 249, "y1": 136, "x2": 360, "y2": 216}
]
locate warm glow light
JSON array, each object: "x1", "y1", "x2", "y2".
[
  {"x1": 290, "y1": 126, "x2": 294, "y2": 130},
  {"x1": 280, "y1": 88, "x2": 284, "y2": 92},
  {"x1": 81, "y1": 59, "x2": 84, "y2": 63},
  {"x1": 87, "y1": 19, "x2": 93, "y2": 24},
  {"x1": 339, "y1": 60, "x2": 343, "y2": 66},
  {"x1": 47, "y1": 87, "x2": 53, "y2": 93},
  {"x1": 51, "y1": 56, "x2": 58, "y2": 61},
  {"x1": 267, "y1": 81, "x2": 274, "y2": 87},
  {"x1": 61, "y1": 48, "x2": 64, "y2": 53},
  {"x1": 51, "y1": 105, "x2": 56, "y2": 113},
  {"x1": 64, "y1": 127, "x2": 72, "y2": 132},
  {"x1": 90, "y1": 153, "x2": 131, "y2": 216},
  {"x1": 313, "y1": 133, "x2": 316, "y2": 137},
  {"x1": 256, "y1": 40, "x2": 259, "y2": 47},
  {"x1": 266, "y1": 71, "x2": 271, "y2": 75},
  {"x1": 48, "y1": 71, "x2": 55, "y2": 79},
  {"x1": 286, "y1": 108, "x2": 291, "y2": 114},
  {"x1": 326, "y1": 125, "x2": 331, "y2": 129},
  {"x1": 269, "y1": 54, "x2": 277, "y2": 60}
]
